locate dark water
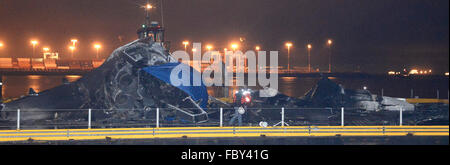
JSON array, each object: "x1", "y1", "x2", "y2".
[{"x1": 1, "y1": 75, "x2": 449, "y2": 99}]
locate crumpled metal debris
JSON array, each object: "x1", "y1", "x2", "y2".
[{"x1": 0, "y1": 39, "x2": 207, "y2": 123}]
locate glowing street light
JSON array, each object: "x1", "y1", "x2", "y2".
[
  {"x1": 30, "y1": 40, "x2": 39, "y2": 58},
  {"x1": 71, "y1": 39, "x2": 78, "y2": 46},
  {"x1": 255, "y1": 46, "x2": 260, "y2": 51},
  {"x1": 327, "y1": 39, "x2": 333, "y2": 73},
  {"x1": 285, "y1": 42, "x2": 293, "y2": 73},
  {"x1": 146, "y1": 4, "x2": 153, "y2": 9},
  {"x1": 231, "y1": 43, "x2": 239, "y2": 51},
  {"x1": 206, "y1": 45, "x2": 213, "y2": 51},
  {"x1": 43, "y1": 47, "x2": 50, "y2": 52},
  {"x1": 182, "y1": 41, "x2": 189, "y2": 52},
  {"x1": 69, "y1": 46, "x2": 76, "y2": 59},
  {"x1": 94, "y1": 44, "x2": 102, "y2": 59},
  {"x1": 307, "y1": 44, "x2": 312, "y2": 72}
]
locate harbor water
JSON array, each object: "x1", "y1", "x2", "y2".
[{"x1": 1, "y1": 75, "x2": 448, "y2": 100}]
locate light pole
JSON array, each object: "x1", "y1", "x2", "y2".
[
  {"x1": 182, "y1": 41, "x2": 189, "y2": 52},
  {"x1": 285, "y1": 42, "x2": 292, "y2": 73},
  {"x1": 94, "y1": 44, "x2": 101, "y2": 59},
  {"x1": 255, "y1": 46, "x2": 260, "y2": 51},
  {"x1": 30, "y1": 40, "x2": 38, "y2": 58},
  {"x1": 307, "y1": 44, "x2": 312, "y2": 73},
  {"x1": 69, "y1": 46, "x2": 75, "y2": 59},
  {"x1": 327, "y1": 39, "x2": 333, "y2": 73},
  {"x1": 71, "y1": 39, "x2": 78, "y2": 47},
  {"x1": 145, "y1": 3, "x2": 153, "y2": 26},
  {"x1": 30, "y1": 40, "x2": 38, "y2": 69}
]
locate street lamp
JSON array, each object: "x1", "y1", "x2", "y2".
[
  {"x1": 285, "y1": 42, "x2": 292, "y2": 73},
  {"x1": 231, "y1": 44, "x2": 238, "y2": 51},
  {"x1": 206, "y1": 45, "x2": 213, "y2": 51},
  {"x1": 69, "y1": 46, "x2": 76, "y2": 59},
  {"x1": 30, "y1": 40, "x2": 39, "y2": 58},
  {"x1": 327, "y1": 39, "x2": 333, "y2": 73},
  {"x1": 94, "y1": 44, "x2": 102, "y2": 59},
  {"x1": 71, "y1": 39, "x2": 78, "y2": 46},
  {"x1": 307, "y1": 44, "x2": 312, "y2": 73},
  {"x1": 255, "y1": 46, "x2": 260, "y2": 51},
  {"x1": 182, "y1": 41, "x2": 189, "y2": 52},
  {"x1": 146, "y1": 4, "x2": 153, "y2": 9}
]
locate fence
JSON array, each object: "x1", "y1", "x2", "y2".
[{"x1": 0, "y1": 106, "x2": 437, "y2": 131}]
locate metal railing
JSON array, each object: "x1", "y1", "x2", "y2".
[{"x1": 0, "y1": 106, "x2": 430, "y2": 131}]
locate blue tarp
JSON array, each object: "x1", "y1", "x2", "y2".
[{"x1": 142, "y1": 62, "x2": 209, "y2": 109}]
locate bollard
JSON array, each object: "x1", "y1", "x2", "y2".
[
  {"x1": 17, "y1": 109, "x2": 20, "y2": 130},
  {"x1": 341, "y1": 107, "x2": 344, "y2": 127},
  {"x1": 410, "y1": 89, "x2": 414, "y2": 98},
  {"x1": 220, "y1": 108, "x2": 223, "y2": 127},
  {"x1": 281, "y1": 107, "x2": 285, "y2": 127},
  {"x1": 381, "y1": 88, "x2": 384, "y2": 97},
  {"x1": 400, "y1": 108, "x2": 403, "y2": 126},
  {"x1": 156, "y1": 108, "x2": 160, "y2": 128},
  {"x1": 88, "y1": 109, "x2": 92, "y2": 129}
]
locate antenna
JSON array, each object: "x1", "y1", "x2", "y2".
[
  {"x1": 160, "y1": 0, "x2": 164, "y2": 27},
  {"x1": 144, "y1": 0, "x2": 153, "y2": 26}
]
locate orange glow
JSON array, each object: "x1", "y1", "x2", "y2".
[
  {"x1": 409, "y1": 69, "x2": 419, "y2": 75},
  {"x1": 192, "y1": 48, "x2": 197, "y2": 52},
  {"x1": 146, "y1": 4, "x2": 153, "y2": 9},
  {"x1": 94, "y1": 44, "x2": 102, "y2": 49},
  {"x1": 69, "y1": 46, "x2": 76, "y2": 51},
  {"x1": 0, "y1": 42, "x2": 3, "y2": 47},
  {"x1": 231, "y1": 43, "x2": 239, "y2": 50},
  {"x1": 30, "y1": 40, "x2": 38, "y2": 46},
  {"x1": 206, "y1": 45, "x2": 213, "y2": 51},
  {"x1": 71, "y1": 39, "x2": 77, "y2": 46},
  {"x1": 285, "y1": 42, "x2": 292, "y2": 48},
  {"x1": 327, "y1": 39, "x2": 333, "y2": 45},
  {"x1": 255, "y1": 46, "x2": 260, "y2": 51},
  {"x1": 409, "y1": 69, "x2": 432, "y2": 75},
  {"x1": 43, "y1": 47, "x2": 50, "y2": 52},
  {"x1": 307, "y1": 44, "x2": 312, "y2": 49}
]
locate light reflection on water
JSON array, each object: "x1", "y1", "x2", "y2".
[
  {"x1": 2, "y1": 75, "x2": 81, "y2": 99},
  {"x1": 1, "y1": 75, "x2": 448, "y2": 99}
]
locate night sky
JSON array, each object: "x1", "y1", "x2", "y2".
[{"x1": 0, "y1": 0, "x2": 448, "y2": 73}]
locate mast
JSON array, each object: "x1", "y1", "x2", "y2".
[{"x1": 145, "y1": 0, "x2": 152, "y2": 27}]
